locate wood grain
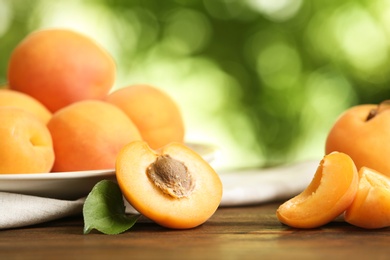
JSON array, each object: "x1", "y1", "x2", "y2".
[{"x1": 0, "y1": 202, "x2": 389, "y2": 259}]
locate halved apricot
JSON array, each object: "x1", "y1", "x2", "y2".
[
  {"x1": 276, "y1": 152, "x2": 359, "y2": 229},
  {"x1": 115, "y1": 141, "x2": 223, "y2": 229},
  {"x1": 345, "y1": 167, "x2": 390, "y2": 229}
]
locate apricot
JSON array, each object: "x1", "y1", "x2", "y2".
[
  {"x1": 276, "y1": 152, "x2": 359, "y2": 229},
  {"x1": 47, "y1": 100, "x2": 142, "y2": 172},
  {"x1": 8, "y1": 29, "x2": 116, "y2": 112},
  {"x1": 345, "y1": 167, "x2": 390, "y2": 229},
  {"x1": 326, "y1": 102, "x2": 390, "y2": 177},
  {"x1": 0, "y1": 107, "x2": 54, "y2": 174},
  {"x1": 0, "y1": 89, "x2": 52, "y2": 124},
  {"x1": 106, "y1": 84, "x2": 185, "y2": 150},
  {"x1": 115, "y1": 141, "x2": 222, "y2": 229}
]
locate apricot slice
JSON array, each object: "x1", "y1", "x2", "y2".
[
  {"x1": 116, "y1": 141, "x2": 223, "y2": 229},
  {"x1": 276, "y1": 152, "x2": 358, "y2": 229},
  {"x1": 345, "y1": 167, "x2": 390, "y2": 229}
]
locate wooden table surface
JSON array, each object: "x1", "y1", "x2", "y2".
[{"x1": 0, "y1": 202, "x2": 389, "y2": 259}]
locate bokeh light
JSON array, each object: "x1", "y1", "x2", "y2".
[{"x1": 1, "y1": 0, "x2": 390, "y2": 170}]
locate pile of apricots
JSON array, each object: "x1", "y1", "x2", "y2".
[
  {"x1": 1, "y1": 28, "x2": 222, "y2": 229},
  {"x1": 1, "y1": 28, "x2": 187, "y2": 173},
  {"x1": 277, "y1": 102, "x2": 390, "y2": 229}
]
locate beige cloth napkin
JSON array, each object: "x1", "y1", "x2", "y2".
[
  {"x1": 218, "y1": 160, "x2": 318, "y2": 206},
  {"x1": 0, "y1": 193, "x2": 84, "y2": 229},
  {"x1": 0, "y1": 160, "x2": 319, "y2": 229}
]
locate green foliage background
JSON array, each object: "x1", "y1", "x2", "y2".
[{"x1": 1, "y1": 0, "x2": 389, "y2": 169}]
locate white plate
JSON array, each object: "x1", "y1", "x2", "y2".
[{"x1": 0, "y1": 142, "x2": 217, "y2": 200}]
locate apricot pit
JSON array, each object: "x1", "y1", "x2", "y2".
[
  {"x1": 116, "y1": 141, "x2": 222, "y2": 229},
  {"x1": 146, "y1": 154, "x2": 195, "y2": 198}
]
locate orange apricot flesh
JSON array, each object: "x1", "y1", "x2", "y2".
[
  {"x1": 345, "y1": 167, "x2": 390, "y2": 229},
  {"x1": 116, "y1": 141, "x2": 223, "y2": 229},
  {"x1": 276, "y1": 152, "x2": 359, "y2": 229}
]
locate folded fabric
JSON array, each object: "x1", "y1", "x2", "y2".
[
  {"x1": 0, "y1": 159, "x2": 319, "y2": 230},
  {"x1": 0, "y1": 192, "x2": 84, "y2": 229},
  {"x1": 219, "y1": 160, "x2": 318, "y2": 206}
]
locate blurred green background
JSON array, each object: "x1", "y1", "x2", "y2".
[{"x1": 1, "y1": 0, "x2": 389, "y2": 170}]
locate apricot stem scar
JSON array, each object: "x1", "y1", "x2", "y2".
[
  {"x1": 146, "y1": 154, "x2": 195, "y2": 198},
  {"x1": 366, "y1": 100, "x2": 390, "y2": 121}
]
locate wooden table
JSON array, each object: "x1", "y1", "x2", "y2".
[{"x1": 0, "y1": 202, "x2": 389, "y2": 259}]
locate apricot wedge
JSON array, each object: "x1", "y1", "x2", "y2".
[
  {"x1": 115, "y1": 141, "x2": 223, "y2": 229},
  {"x1": 276, "y1": 152, "x2": 358, "y2": 229},
  {"x1": 345, "y1": 167, "x2": 390, "y2": 229}
]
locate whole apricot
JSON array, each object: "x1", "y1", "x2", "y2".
[
  {"x1": 116, "y1": 141, "x2": 222, "y2": 229},
  {"x1": 0, "y1": 107, "x2": 54, "y2": 174},
  {"x1": 0, "y1": 89, "x2": 51, "y2": 124},
  {"x1": 8, "y1": 29, "x2": 116, "y2": 112},
  {"x1": 326, "y1": 101, "x2": 390, "y2": 177},
  {"x1": 106, "y1": 84, "x2": 185, "y2": 150},
  {"x1": 276, "y1": 152, "x2": 358, "y2": 229},
  {"x1": 47, "y1": 100, "x2": 142, "y2": 172}
]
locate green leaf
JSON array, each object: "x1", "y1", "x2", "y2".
[{"x1": 83, "y1": 180, "x2": 140, "y2": 235}]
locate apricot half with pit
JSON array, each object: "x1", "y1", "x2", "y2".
[
  {"x1": 345, "y1": 167, "x2": 390, "y2": 229},
  {"x1": 115, "y1": 141, "x2": 223, "y2": 229},
  {"x1": 276, "y1": 152, "x2": 359, "y2": 229}
]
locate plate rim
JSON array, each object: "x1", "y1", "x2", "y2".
[
  {"x1": 0, "y1": 142, "x2": 217, "y2": 181},
  {"x1": 0, "y1": 169, "x2": 116, "y2": 180}
]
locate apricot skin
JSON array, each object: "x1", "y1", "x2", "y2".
[
  {"x1": 8, "y1": 29, "x2": 116, "y2": 112},
  {"x1": 47, "y1": 100, "x2": 142, "y2": 172},
  {"x1": 345, "y1": 167, "x2": 390, "y2": 229},
  {"x1": 326, "y1": 104, "x2": 390, "y2": 177},
  {"x1": 0, "y1": 89, "x2": 52, "y2": 124},
  {"x1": 0, "y1": 107, "x2": 54, "y2": 174},
  {"x1": 116, "y1": 141, "x2": 222, "y2": 229},
  {"x1": 276, "y1": 152, "x2": 358, "y2": 229},
  {"x1": 106, "y1": 84, "x2": 185, "y2": 150}
]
